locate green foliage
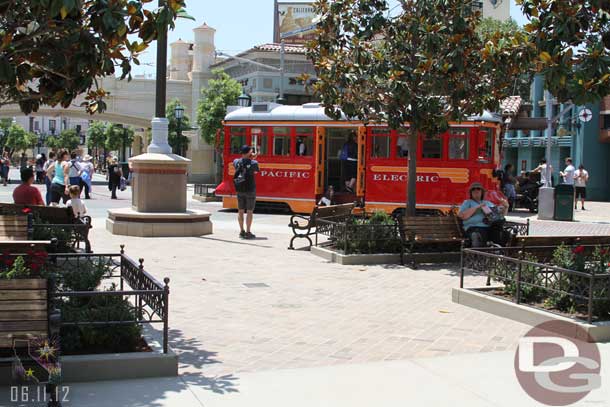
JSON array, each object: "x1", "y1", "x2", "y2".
[
  {"x1": 104, "y1": 123, "x2": 134, "y2": 153},
  {"x1": 86, "y1": 121, "x2": 107, "y2": 150},
  {"x1": 0, "y1": 0, "x2": 191, "y2": 115},
  {"x1": 335, "y1": 211, "x2": 401, "y2": 255},
  {"x1": 0, "y1": 252, "x2": 48, "y2": 279},
  {"x1": 503, "y1": 253, "x2": 546, "y2": 303},
  {"x1": 46, "y1": 128, "x2": 80, "y2": 151},
  {"x1": 5, "y1": 123, "x2": 37, "y2": 154},
  {"x1": 197, "y1": 69, "x2": 242, "y2": 147},
  {"x1": 309, "y1": 0, "x2": 531, "y2": 214},
  {"x1": 517, "y1": 0, "x2": 610, "y2": 105},
  {"x1": 0, "y1": 256, "x2": 29, "y2": 279},
  {"x1": 166, "y1": 98, "x2": 191, "y2": 154}
]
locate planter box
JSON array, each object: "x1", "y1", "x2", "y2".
[
  {"x1": 311, "y1": 246, "x2": 459, "y2": 265},
  {"x1": 0, "y1": 326, "x2": 178, "y2": 384},
  {"x1": 0, "y1": 278, "x2": 48, "y2": 348},
  {"x1": 452, "y1": 287, "x2": 610, "y2": 342}
]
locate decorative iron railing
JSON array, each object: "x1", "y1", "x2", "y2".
[{"x1": 460, "y1": 245, "x2": 610, "y2": 324}]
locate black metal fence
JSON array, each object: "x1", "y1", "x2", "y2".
[
  {"x1": 45, "y1": 246, "x2": 170, "y2": 353},
  {"x1": 316, "y1": 215, "x2": 401, "y2": 255},
  {"x1": 460, "y1": 244, "x2": 610, "y2": 323}
]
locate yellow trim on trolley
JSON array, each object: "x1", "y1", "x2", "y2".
[
  {"x1": 228, "y1": 163, "x2": 312, "y2": 176},
  {"x1": 369, "y1": 166, "x2": 470, "y2": 183}
]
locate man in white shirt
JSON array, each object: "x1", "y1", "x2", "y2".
[
  {"x1": 574, "y1": 164, "x2": 589, "y2": 210},
  {"x1": 532, "y1": 158, "x2": 553, "y2": 186},
  {"x1": 560, "y1": 157, "x2": 576, "y2": 185}
]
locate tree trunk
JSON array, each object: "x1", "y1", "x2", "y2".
[{"x1": 406, "y1": 127, "x2": 418, "y2": 216}]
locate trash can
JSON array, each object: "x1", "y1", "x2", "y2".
[{"x1": 554, "y1": 184, "x2": 574, "y2": 221}]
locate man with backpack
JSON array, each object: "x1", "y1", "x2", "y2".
[{"x1": 234, "y1": 145, "x2": 259, "y2": 239}]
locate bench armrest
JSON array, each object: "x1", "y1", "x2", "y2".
[{"x1": 288, "y1": 214, "x2": 311, "y2": 229}]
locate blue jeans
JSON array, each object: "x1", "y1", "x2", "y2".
[{"x1": 45, "y1": 177, "x2": 52, "y2": 205}]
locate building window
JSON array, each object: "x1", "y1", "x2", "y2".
[
  {"x1": 34, "y1": 121, "x2": 39, "y2": 131},
  {"x1": 448, "y1": 129, "x2": 469, "y2": 160},
  {"x1": 603, "y1": 114, "x2": 610, "y2": 129},
  {"x1": 263, "y1": 78, "x2": 273, "y2": 89},
  {"x1": 422, "y1": 134, "x2": 442, "y2": 159}
]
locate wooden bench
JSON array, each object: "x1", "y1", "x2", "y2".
[
  {"x1": 398, "y1": 213, "x2": 464, "y2": 267},
  {"x1": 0, "y1": 204, "x2": 91, "y2": 253},
  {"x1": 0, "y1": 214, "x2": 53, "y2": 252},
  {"x1": 288, "y1": 203, "x2": 355, "y2": 250}
]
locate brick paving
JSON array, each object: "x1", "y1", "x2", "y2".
[{"x1": 2, "y1": 180, "x2": 610, "y2": 379}]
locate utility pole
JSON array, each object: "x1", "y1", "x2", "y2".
[{"x1": 278, "y1": 40, "x2": 286, "y2": 105}]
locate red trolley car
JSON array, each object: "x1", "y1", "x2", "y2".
[{"x1": 215, "y1": 103, "x2": 504, "y2": 214}]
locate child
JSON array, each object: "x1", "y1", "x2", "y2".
[{"x1": 66, "y1": 185, "x2": 87, "y2": 218}]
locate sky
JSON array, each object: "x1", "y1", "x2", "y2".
[{"x1": 131, "y1": 0, "x2": 529, "y2": 77}]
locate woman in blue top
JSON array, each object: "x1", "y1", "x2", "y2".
[
  {"x1": 458, "y1": 182, "x2": 508, "y2": 247},
  {"x1": 50, "y1": 150, "x2": 71, "y2": 205}
]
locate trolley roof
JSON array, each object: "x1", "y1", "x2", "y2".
[{"x1": 224, "y1": 102, "x2": 502, "y2": 124}]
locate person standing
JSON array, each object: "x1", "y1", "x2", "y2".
[
  {"x1": 1, "y1": 152, "x2": 10, "y2": 186},
  {"x1": 43, "y1": 151, "x2": 56, "y2": 205},
  {"x1": 532, "y1": 158, "x2": 553, "y2": 186},
  {"x1": 50, "y1": 150, "x2": 71, "y2": 206},
  {"x1": 501, "y1": 163, "x2": 516, "y2": 211},
  {"x1": 233, "y1": 145, "x2": 259, "y2": 239},
  {"x1": 13, "y1": 167, "x2": 44, "y2": 206},
  {"x1": 560, "y1": 157, "x2": 576, "y2": 185},
  {"x1": 574, "y1": 164, "x2": 589, "y2": 210},
  {"x1": 19, "y1": 153, "x2": 28, "y2": 170},
  {"x1": 80, "y1": 155, "x2": 94, "y2": 199},
  {"x1": 107, "y1": 157, "x2": 122, "y2": 199},
  {"x1": 340, "y1": 132, "x2": 358, "y2": 192}
]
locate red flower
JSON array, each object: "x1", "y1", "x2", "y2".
[
  {"x1": 2, "y1": 258, "x2": 14, "y2": 267},
  {"x1": 573, "y1": 246, "x2": 585, "y2": 255},
  {"x1": 601, "y1": 249, "x2": 609, "y2": 256},
  {"x1": 21, "y1": 208, "x2": 31, "y2": 214}
]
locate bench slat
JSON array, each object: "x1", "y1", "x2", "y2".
[
  {"x1": 0, "y1": 321, "x2": 48, "y2": 331},
  {"x1": 0, "y1": 310, "x2": 46, "y2": 321},
  {"x1": 0, "y1": 300, "x2": 47, "y2": 311},
  {"x1": 0, "y1": 290, "x2": 46, "y2": 301}
]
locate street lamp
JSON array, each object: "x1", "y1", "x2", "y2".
[
  {"x1": 174, "y1": 103, "x2": 185, "y2": 156},
  {"x1": 237, "y1": 91, "x2": 252, "y2": 108}
]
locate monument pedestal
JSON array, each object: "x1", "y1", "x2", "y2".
[{"x1": 107, "y1": 152, "x2": 213, "y2": 237}]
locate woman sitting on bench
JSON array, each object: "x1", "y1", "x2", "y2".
[{"x1": 458, "y1": 182, "x2": 508, "y2": 247}]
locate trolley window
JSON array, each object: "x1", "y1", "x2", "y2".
[
  {"x1": 396, "y1": 127, "x2": 409, "y2": 158},
  {"x1": 272, "y1": 127, "x2": 291, "y2": 156},
  {"x1": 230, "y1": 127, "x2": 246, "y2": 155},
  {"x1": 422, "y1": 134, "x2": 442, "y2": 159},
  {"x1": 448, "y1": 129, "x2": 469, "y2": 160},
  {"x1": 295, "y1": 127, "x2": 314, "y2": 157},
  {"x1": 477, "y1": 128, "x2": 493, "y2": 162},
  {"x1": 370, "y1": 127, "x2": 390, "y2": 159},
  {"x1": 251, "y1": 127, "x2": 268, "y2": 155}
]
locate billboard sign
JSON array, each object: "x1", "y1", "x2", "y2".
[{"x1": 274, "y1": 1, "x2": 316, "y2": 44}]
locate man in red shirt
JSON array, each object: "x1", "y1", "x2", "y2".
[{"x1": 13, "y1": 167, "x2": 44, "y2": 206}]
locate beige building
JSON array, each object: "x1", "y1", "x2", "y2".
[
  {"x1": 477, "y1": 0, "x2": 511, "y2": 21},
  {"x1": 1, "y1": 22, "x2": 219, "y2": 183}
]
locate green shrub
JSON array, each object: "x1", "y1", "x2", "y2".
[{"x1": 335, "y1": 211, "x2": 401, "y2": 254}]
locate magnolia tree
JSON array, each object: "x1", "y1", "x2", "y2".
[
  {"x1": 0, "y1": 0, "x2": 191, "y2": 114},
  {"x1": 308, "y1": 0, "x2": 530, "y2": 214},
  {"x1": 518, "y1": 0, "x2": 610, "y2": 104}
]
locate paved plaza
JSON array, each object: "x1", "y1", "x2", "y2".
[{"x1": 1, "y1": 173, "x2": 610, "y2": 406}]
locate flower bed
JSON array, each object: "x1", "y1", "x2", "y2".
[
  {"x1": 318, "y1": 211, "x2": 402, "y2": 255},
  {"x1": 460, "y1": 243, "x2": 610, "y2": 323}
]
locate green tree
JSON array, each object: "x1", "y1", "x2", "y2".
[
  {"x1": 166, "y1": 98, "x2": 191, "y2": 155},
  {"x1": 0, "y1": 0, "x2": 193, "y2": 115},
  {"x1": 87, "y1": 121, "x2": 107, "y2": 169},
  {"x1": 517, "y1": 0, "x2": 610, "y2": 104},
  {"x1": 105, "y1": 124, "x2": 134, "y2": 161},
  {"x1": 197, "y1": 69, "x2": 242, "y2": 147},
  {"x1": 0, "y1": 119, "x2": 12, "y2": 150},
  {"x1": 309, "y1": 0, "x2": 529, "y2": 215},
  {"x1": 5, "y1": 123, "x2": 36, "y2": 155},
  {"x1": 46, "y1": 128, "x2": 80, "y2": 151}
]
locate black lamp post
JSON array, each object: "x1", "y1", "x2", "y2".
[
  {"x1": 174, "y1": 103, "x2": 185, "y2": 156},
  {"x1": 237, "y1": 91, "x2": 252, "y2": 108}
]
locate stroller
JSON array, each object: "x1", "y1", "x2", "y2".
[{"x1": 515, "y1": 173, "x2": 540, "y2": 213}]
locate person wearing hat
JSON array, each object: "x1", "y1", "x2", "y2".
[
  {"x1": 107, "y1": 157, "x2": 122, "y2": 199},
  {"x1": 458, "y1": 182, "x2": 508, "y2": 247},
  {"x1": 80, "y1": 154, "x2": 94, "y2": 199},
  {"x1": 233, "y1": 145, "x2": 259, "y2": 239}
]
